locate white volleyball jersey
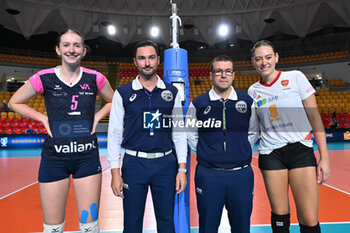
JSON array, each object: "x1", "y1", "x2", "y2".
[{"x1": 248, "y1": 70, "x2": 315, "y2": 154}]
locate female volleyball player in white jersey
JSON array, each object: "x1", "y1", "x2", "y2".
[
  {"x1": 248, "y1": 40, "x2": 330, "y2": 233},
  {"x1": 9, "y1": 28, "x2": 114, "y2": 233}
]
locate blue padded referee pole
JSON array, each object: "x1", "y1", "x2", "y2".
[{"x1": 163, "y1": 2, "x2": 190, "y2": 233}]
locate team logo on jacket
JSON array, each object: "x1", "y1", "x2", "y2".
[
  {"x1": 281, "y1": 80, "x2": 289, "y2": 87},
  {"x1": 161, "y1": 90, "x2": 173, "y2": 102},
  {"x1": 235, "y1": 101, "x2": 247, "y2": 113},
  {"x1": 204, "y1": 106, "x2": 211, "y2": 114},
  {"x1": 129, "y1": 94, "x2": 137, "y2": 102}
]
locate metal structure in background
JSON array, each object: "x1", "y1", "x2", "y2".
[{"x1": 163, "y1": 1, "x2": 190, "y2": 233}]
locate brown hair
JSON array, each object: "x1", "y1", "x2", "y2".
[
  {"x1": 210, "y1": 55, "x2": 234, "y2": 72},
  {"x1": 251, "y1": 40, "x2": 276, "y2": 56}
]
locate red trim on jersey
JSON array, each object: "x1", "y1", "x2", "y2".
[{"x1": 259, "y1": 71, "x2": 282, "y2": 87}]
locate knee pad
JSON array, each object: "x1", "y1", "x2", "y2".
[
  {"x1": 43, "y1": 220, "x2": 65, "y2": 233},
  {"x1": 79, "y1": 220, "x2": 100, "y2": 233},
  {"x1": 300, "y1": 222, "x2": 321, "y2": 233},
  {"x1": 271, "y1": 212, "x2": 290, "y2": 233}
]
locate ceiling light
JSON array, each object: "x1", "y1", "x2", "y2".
[
  {"x1": 107, "y1": 25, "x2": 116, "y2": 35},
  {"x1": 150, "y1": 26, "x2": 159, "y2": 37},
  {"x1": 219, "y1": 24, "x2": 228, "y2": 37}
]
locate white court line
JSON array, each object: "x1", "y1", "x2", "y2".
[
  {"x1": 323, "y1": 183, "x2": 350, "y2": 196},
  {"x1": 0, "y1": 181, "x2": 38, "y2": 200}
]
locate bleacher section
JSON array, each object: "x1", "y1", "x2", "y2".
[{"x1": 1, "y1": 51, "x2": 350, "y2": 134}]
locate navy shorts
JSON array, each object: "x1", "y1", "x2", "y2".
[
  {"x1": 38, "y1": 155, "x2": 102, "y2": 183},
  {"x1": 259, "y1": 142, "x2": 317, "y2": 170}
]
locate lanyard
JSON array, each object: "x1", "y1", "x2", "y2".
[
  {"x1": 144, "y1": 90, "x2": 154, "y2": 136},
  {"x1": 221, "y1": 98, "x2": 227, "y2": 152}
]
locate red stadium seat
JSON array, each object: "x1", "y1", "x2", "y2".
[
  {"x1": 29, "y1": 122, "x2": 37, "y2": 129},
  {"x1": 16, "y1": 117, "x2": 23, "y2": 124},
  {"x1": 12, "y1": 122, "x2": 20, "y2": 129},
  {"x1": 7, "y1": 117, "x2": 15, "y2": 124},
  {"x1": 5, "y1": 128, "x2": 13, "y2": 134},
  {"x1": 37, "y1": 123, "x2": 45, "y2": 129},
  {"x1": 21, "y1": 122, "x2": 29, "y2": 129},
  {"x1": 4, "y1": 122, "x2": 11, "y2": 129},
  {"x1": 40, "y1": 128, "x2": 48, "y2": 134},
  {"x1": 14, "y1": 128, "x2": 23, "y2": 134}
]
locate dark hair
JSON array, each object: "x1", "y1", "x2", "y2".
[
  {"x1": 56, "y1": 28, "x2": 85, "y2": 47},
  {"x1": 133, "y1": 40, "x2": 159, "y2": 58},
  {"x1": 251, "y1": 40, "x2": 276, "y2": 56},
  {"x1": 210, "y1": 55, "x2": 234, "y2": 72}
]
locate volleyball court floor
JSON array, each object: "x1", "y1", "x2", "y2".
[{"x1": 0, "y1": 142, "x2": 349, "y2": 233}]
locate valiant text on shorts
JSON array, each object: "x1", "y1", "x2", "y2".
[{"x1": 54, "y1": 140, "x2": 96, "y2": 153}]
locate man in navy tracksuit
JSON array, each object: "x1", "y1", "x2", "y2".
[
  {"x1": 186, "y1": 55, "x2": 259, "y2": 233},
  {"x1": 107, "y1": 40, "x2": 187, "y2": 233}
]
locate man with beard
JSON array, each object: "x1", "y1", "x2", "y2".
[
  {"x1": 186, "y1": 55, "x2": 258, "y2": 233},
  {"x1": 107, "y1": 40, "x2": 187, "y2": 233}
]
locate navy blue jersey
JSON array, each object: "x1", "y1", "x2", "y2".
[
  {"x1": 29, "y1": 67, "x2": 106, "y2": 160},
  {"x1": 191, "y1": 89, "x2": 254, "y2": 168},
  {"x1": 116, "y1": 80, "x2": 178, "y2": 152}
]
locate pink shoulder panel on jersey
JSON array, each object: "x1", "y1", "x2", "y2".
[
  {"x1": 82, "y1": 67, "x2": 107, "y2": 93},
  {"x1": 29, "y1": 68, "x2": 55, "y2": 94}
]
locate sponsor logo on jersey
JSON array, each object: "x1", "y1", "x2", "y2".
[
  {"x1": 306, "y1": 86, "x2": 314, "y2": 93},
  {"x1": 79, "y1": 91, "x2": 94, "y2": 95},
  {"x1": 54, "y1": 85, "x2": 62, "y2": 90},
  {"x1": 161, "y1": 90, "x2": 173, "y2": 102},
  {"x1": 281, "y1": 80, "x2": 289, "y2": 87},
  {"x1": 196, "y1": 187, "x2": 203, "y2": 195},
  {"x1": 68, "y1": 111, "x2": 81, "y2": 115},
  {"x1": 268, "y1": 96, "x2": 279, "y2": 103},
  {"x1": 129, "y1": 94, "x2": 137, "y2": 102},
  {"x1": 252, "y1": 91, "x2": 257, "y2": 99},
  {"x1": 80, "y1": 84, "x2": 90, "y2": 90},
  {"x1": 204, "y1": 106, "x2": 211, "y2": 114},
  {"x1": 235, "y1": 101, "x2": 248, "y2": 113},
  {"x1": 257, "y1": 99, "x2": 267, "y2": 107},
  {"x1": 53, "y1": 91, "x2": 67, "y2": 97},
  {"x1": 54, "y1": 140, "x2": 96, "y2": 153}
]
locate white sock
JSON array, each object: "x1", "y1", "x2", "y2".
[
  {"x1": 79, "y1": 220, "x2": 100, "y2": 233},
  {"x1": 43, "y1": 220, "x2": 65, "y2": 233}
]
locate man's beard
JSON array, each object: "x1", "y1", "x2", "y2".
[{"x1": 139, "y1": 66, "x2": 157, "y2": 80}]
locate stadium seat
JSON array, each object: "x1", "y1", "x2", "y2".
[
  {"x1": 16, "y1": 117, "x2": 23, "y2": 124},
  {"x1": 12, "y1": 122, "x2": 20, "y2": 129},
  {"x1": 5, "y1": 128, "x2": 13, "y2": 134},
  {"x1": 14, "y1": 128, "x2": 23, "y2": 134}
]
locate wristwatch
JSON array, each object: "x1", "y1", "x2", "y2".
[{"x1": 178, "y1": 168, "x2": 187, "y2": 174}]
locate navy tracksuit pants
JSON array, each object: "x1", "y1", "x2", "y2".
[
  {"x1": 195, "y1": 164, "x2": 254, "y2": 233},
  {"x1": 121, "y1": 152, "x2": 178, "y2": 233}
]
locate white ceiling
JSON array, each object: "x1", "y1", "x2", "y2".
[{"x1": 1, "y1": 0, "x2": 350, "y2": 46}]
